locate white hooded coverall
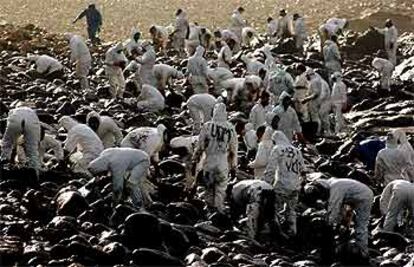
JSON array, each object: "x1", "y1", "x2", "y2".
[
  {"x1": 174, "y1": 11, "x2": 189, "y2": 56},
  {"x1": 88, "y1": 148, "x2": 151, "y2": 208},
  {"x1": 217, "y1": 42, "x2": 233, "y2": 69},
  {"x1": 121, "y1": 124, "x2": 166, "y2": 164},
  {"x1": 267, "y1": 66, "x2": 295, "y2": 101},
  {"x1": 241, "y1": 54, "x2": 265, "y2": 76},
  {"x1": 249, "y1": 101, "x2": 273, "y2": 131},
  {"x1": 136, "y1": 44, "x2": 157, "y2": 87},
  {"x1": 331, "y1": 72, "x2": 347, "y2": 133},
  {"x1": 187, "y1": 93, "x2": 216, "y2": 134},
  {"x1": 86, "y1": 111, "x2": 123, "y2": 148},
  {"x1": 232, "y1": 179, "x2": 274, "y2": 238},
  {"x1": 372, "y1": 57, "x2": 394, "y2": 90},
  {"x1": 153, "y1": 64, "x2": 183, "y2": 92},
  {"x1": 248, "y1": 127, "x2": 273, "y2": 179},
  {"x1": 1, "y1": 107, "x2": 41, "y2": 172},
  {"x1": 187, "y1": 46, "x2": 209, "y2": 94},
  {"x1": 193, "y1": 103, "x2": 238, "y2": 212},
  {"x1": 230, "y1": 9, "x2": 246, "y2": 41},
  {"x1": 65, "y1": 33, "x2": 91, "y2": 90},
  {"x1": 186, "y1": 24, "x2": 201, "y2": 56},
  {"x1": 207, "y1": 67, "x2": 234, "y2": 95},
  {"x1": 244, "y1": 123, "x2": 258, "y2": 153},
  {"x1": 136, "y1": 84, "x2": 165, "y2": 112},
  {"x1": 264, "y1": 131, "x2": 304, "y2": 235},
  {"x1": 151, "y1": 25, "x2": 169, "y2": 54},
  {"x1": 380, "y1": 179, "x2": 414, "y2": 232},
  {"x1": 105, "y1": 44, "x2": 127, "y2": 98},
  {"x1": 125, "y1": 29, "x2": 142, "y2": 57},
  {"x1": 323, "y1": 40, "x2": 342, "y2": 78},
  {"x1": 377, "y1": 26, "x2": 398, "y2": 66},
  {"x1": 272, "y1": 92, "x2": 302, "y2": 141},
  {"x1": 170, "y1": 135, "x2": 199, "y2": 188},
  {"x1": 293, "y1": 18, "x2": 307, "y2": 50},
  {"x1": 312, "y1": 178, "x2": 373, "y2": 255},
  {"x1": 294, "y1": 71, "x2": 310, "y2": 122},
  {"x1": 28, "y1": 55, "x2": 63, "y2": 77},
  {"x1": 59, "y1": 116, "x2": 104, "y2": 174},
  {"x1": 307, "y1": 72, "x2": 331, "y2": 135}
]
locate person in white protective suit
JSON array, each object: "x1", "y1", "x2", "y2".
[
  {"x1": 86, "y1": 111, "x2": 123, "y2": 148},
  {"x1": 373, "y1": 19, "x2": 398, "y2": 66},
  {"x1": 192, "y1": 103, "x2": 238, "y2": 212},
  {"x1": 187, "y1": 46, "x2": 209, "y2": 94},
  {"x1": 149, "y1": 25, "x2": 169, "y2": 54},
  {"x1": 173, "y1": 9, "x2": 189, "y2": 57},
  {"x1": 231, "y1": 179, "x2": 278, "y2": 239},
  {"x1": 249, "y1": 90, "x2": 272, "y2": 130},
  {"x1": 276, "y1": 10, "x2": 291, "y2": 39},
  {"x1": 186, "y1": 23, "x2": 202, "y2": 56},
  {"x1": 217, "y1": 39, "x2": 236, "y2": 69},
  {"x1": 64, "y1": 33, "x2": 91, "y2": 90},
  {"x1": 224, "y1": 76, "x2": 262, "y2": 111},
  {"x1": 266, "y1": 17, "x2": 278, "y2": 41},
  {"x1": 88, "y1": 148, "x2": 151, "y2": 208},
  {"x1": 170, "y1": 135, "x2": 199, "y2": 189},
  {"x1": 248, "y1": 126, "x2": 273, "y2": 180},
  {"x1": 136, "y1": 84, "x2": 165, "y2": 112},
  {"x1": 293, "y1": 64, "x2": 310, "y2": 122},
  {"x1": 392, "y1": 129, "x2": 414, "y2": 178},
  {"x1": 125, "y1": 29, "x2": 142, "y2": 58},
  {"x1": 123, "y1": 60, "x2": 142, "y2": 94},
  {"x1": 199, "y1": 28, "x2": 214, "y2": 51},
  {"x1": 105, "y1": 43, "x2": 127, "y2": 98},
  {"x1": 374, "y1": 131, "x2": 412, "y2": 187},
  {"x1": 1, "y1": 107, "x2": 41, "y2": 173},
  {"x1": 272, "y1": 91, "x2": 302, "y2": 142},
  {"x1": 331, "y1": 72, "x2": 347, "y2": 133},
  {"x1": 380, "y1": 179, "x2": 414, "y2": 232},
  {"x1": 16, "y1": 128, "x2": 64, "y2": 168},
  {"x1": 263, "y1": 131, "x2": 304, "y2": 236},
  {"x1": 135, "y1": 41, "x2": 156, "y2": 87},
  {"x1": 153, "y1": 63, "x2": 184, "y2": 93},
  {"x1": 292, "y1": 14, "x2": 307, "y2": 52},
  {"x1": 372, "y1": 57, "x2": 394, "y2": 91},
  {"x1": 244, "y1": 123, "x2": 258, "y2": 158},
  {"x1": 121, "y1": 124, "x2": 167, "y2": 166},
  {"x1": 217, "y1": 29, "x2": 241, "y2": 50},
  {"x1": 267, "y1": 65, "x2": 295, "y2": 101},
  {"x1": 207, "y1": 67, "x2": 234, "y2": 95},
  {"x1": 186, "y1": 93, "x2": 217, "y2": 134},
  {"x1": 302, "y1": 70, "x2": 331, "y2": 136},
  {"x1": 241, "y1": 53, "x2": 265, "y2": 76},
  {"x1": 304, "y1": 178, "x2": 373, "y2": 256},
  {"x1": 318, "y1": 18, "x2": 348, "y2": 52},
  {"x1": 58, "y1": 116, "x2": 104, "y2": 175},
  {"x1": 241, "y1": 27, "x2": 259, "y2": 48},
  {"x1": 323, "y1": 35, "x2": 342, "y2": 80},
  {"x1": 262, "y1": 45, "x2": 276, "y2": 71},
  {"x1": 230, "y1": 7, "x2": 247, "y2": 41},
  {"x1": 27, "y1": 54, "x2": 64, "y2": 81}
]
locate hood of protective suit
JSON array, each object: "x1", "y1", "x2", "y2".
[
  {"x1": 263, "y1": 45, "x2": 272, "y2": 58},
  {"x1": 157, "y1": 124, "x2": 167, "y2": 135},
  {"x1": 331, "y1": 71, "x2": 342, "y2": 81},
  {"x1": 115, "y1": 43, "x2": 124, "y2": 52},
  {"x1": 324, "y1": 40, "x2": 335, "y2": 46},
  {"x1": 86, "y1": 111, "x2": 102, "y2": 124},
  {"x1": 64, "y1": 32, "x2": 74, "y2": 41},
  {"x1": 262, "y1": 127, "x2": 273, "y2": 141},
  {"x1": 212, "y1": 103, "x2": 228, "y2": 123},
  {"x1": 245, "y1": 123, "x2": 254, "y2": 132},
  {"x1": 131, "y1": 28, "x2": 140, "y2": 41},
  {"x1": 392, "y1": 129, "x2": 408, "y2": 145},
  {"x1": 278, "y1": 91, "x2": 291, "y2": 103},
  {"x1": 58, "y1": 116, "x2": 79, "y2": 131},
  {"x1": 386, "y1": 131, "x2": 398, "y2": 149},
  {"x1": 271, "y1": 130, "x2": 291, "y2": 146},
  {"x1": 177, "y1": 10, "x2": 187, "y2": 19},
  {"x1": 194, "y1": 46, "x2": 205, "y2": 57}
]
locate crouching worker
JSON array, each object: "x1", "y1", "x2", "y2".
[
  {"x1": 303, "y1": 178, "x2": 374, "y2": 259},
  {"x1": 88, "y1": 148, "x2": 151, "y2": 208},
  {"x1": 231, "y1": 179, "x2": 279, "y2": 240},
  {"x1": 59, "y1": 116, "x2": 104, "y2": 176},
  {"x1": 1, "y1": 107, "x2": 41, "y2": 175}
]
